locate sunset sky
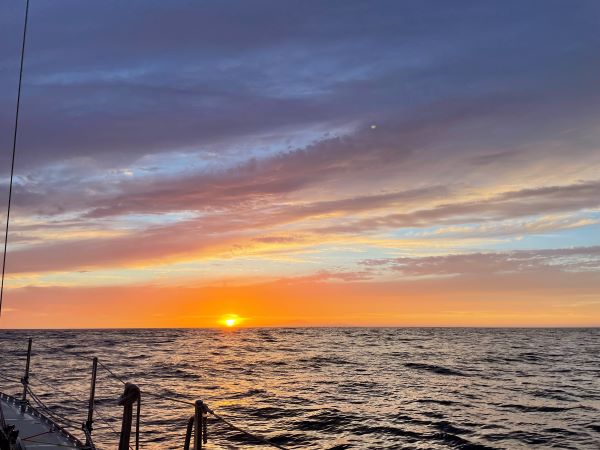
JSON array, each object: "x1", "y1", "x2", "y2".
[{"x1": 1, "y1": 1, "x2": 599, "y2": 328}]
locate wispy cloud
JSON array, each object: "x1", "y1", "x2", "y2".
[{"x1": 361, "y1": 246, "x2": 600, "y2": 277}]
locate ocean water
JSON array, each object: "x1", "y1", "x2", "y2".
[{"x1": 0, "y1": 328, "x2": 598, "y2": 449}]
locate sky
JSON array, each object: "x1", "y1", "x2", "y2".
[{"x1": 1, "y1": 0, "x2": 599, "y2": 328}]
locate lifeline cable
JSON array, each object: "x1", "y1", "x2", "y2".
[{"x1": 15, "y1": 342, "x2": 291, "y2": 450}]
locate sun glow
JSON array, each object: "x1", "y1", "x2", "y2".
[{"x1": 220, "y1": 314, "x2": 241, "y2": 328}]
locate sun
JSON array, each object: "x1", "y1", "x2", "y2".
[{"x1": 220, "y1": 314, "x2": 242, "y2": 328}]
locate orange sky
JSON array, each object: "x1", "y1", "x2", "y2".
[
  {"x1": 1, "y1": 2, "x2": 600, "y2": 328},
  {"x1": 3, "y1": 269, "x2": 600, "y2": 328}
]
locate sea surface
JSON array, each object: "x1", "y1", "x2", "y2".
[{"x1": 0, "y1": 328, "x2": 599, "y2": 449}]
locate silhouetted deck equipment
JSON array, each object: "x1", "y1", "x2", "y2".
[
  {"x1": 0, "y1": 392, "x2": 84, "y2": 449},
  {"x1": 0, "y1": 338, "x2": 287, "y2": 449}
]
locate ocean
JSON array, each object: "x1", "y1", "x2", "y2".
[{"x1": 0, "y1": 328, "x2": 598, "y2": 449}]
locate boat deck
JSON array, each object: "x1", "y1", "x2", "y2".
[{"x1": 0, "y1": 392, "x2": 84, "y2": 449}]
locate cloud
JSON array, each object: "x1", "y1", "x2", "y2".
[
  {"x1": 1, "y1": 0, "x2": 599, "y2": 173},
  {"x1": 3, "y1": 179, "x2": 599, "y2": 276},
  {"x1": 415, "y1": 214, "x2": 599, "y2": 239},
  {"x1": 361, "y1": 246, "x2": 600, "y2": 277},
  {"x1": 318, "y1": 181, "x2": 600, "y2": 233}
]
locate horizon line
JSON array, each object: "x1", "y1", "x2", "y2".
[{"x1": 1, "y1": 325, "x2": 599, "y2": 331}]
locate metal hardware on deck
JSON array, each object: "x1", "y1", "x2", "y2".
[
  {"x1": 194, "y1": 400, "x2": 208, "y2": 449},
  {"x1": 194, "y1": 400, "x2": 202, "y2": 450},
  {"x1": 3, "y1": 337, "x2": 289, "y2": 449},
  {"x1": 183, "y1": 415, "x2": 194, "y2": 450},
  {"x1": 83, "y1": 357, "x2": 98, "y2": 450},
  {"x1": 118, "y1": 383, "x2": 141, "y2": 450},
  {"x1": 202, "y1": 405, "x2": 208, "y2": 445},
  {"x1": 20, "y1": 338, "x2": 32, "y2": 409},
  {"x1": 0, "y1": 396, "x2": 13, "y2": 449},
  {"x1": 183, "y1": 400, "x2": 208, "y2": 450}
]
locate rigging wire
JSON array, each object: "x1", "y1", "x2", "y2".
[
  {"x1": 2, "y1": 370, "x2": 120, "y2": 446},
  {"x1": 30, "y1": 339, "x2": 92, "y2": 361},
  {"x1": 20, "y1": 430, "x2": 53, "y2": 441},
  {"x1": 0, "y1": 373, "x2": 17, "y2": 384},
  {"x1": 29, "y1": 373, "x2": 88, "y2": 404},
  {"x1": 27, "y1": 366, "x2": 125, "y2": 442},
  {"x1": 26, "y1": 385, "x2": 80, "y2": 428},
  {"x1": 18, "y1": 439, "x2": 78, "y2": 449},
  {"x1": 97, "y1": 360, "x2": 289, "y2": 449},
  {"x1": 3, "y1": 342, "x2": 291, "y2": 449},
  {"x1": 207, "y1": 407, "x2": 289, "y2": 450},
  {"x1": 97, "y1": 360, "x2": 127, "y2": 385},
  {"x1": 28, "y1": 374, "x2": 119, "y2": 439},
  {"x1": 1, "y1": 0, "x2": 30, "y2": 317}
]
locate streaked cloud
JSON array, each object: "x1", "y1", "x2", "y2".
[{"x1": 361, "y1": 246, "x2": 600, "y2": 277}]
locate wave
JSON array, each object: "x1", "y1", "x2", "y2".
[
  {"x1": 405, "y1": 362, "x2": 468, "y2": 376},
  {"x1": 295, "y1": 410, "x2": 353, "y2": 432},
  {"x1": 498, "y1": 404, "x2": 574, "y2": 413}
]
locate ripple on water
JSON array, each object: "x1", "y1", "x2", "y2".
[
  {"x1": 0, "y1": 328, "x2": 598, "y2": 449},
  {"x1": 404, "y1": 362, "x2": 468, "y2": 376}
]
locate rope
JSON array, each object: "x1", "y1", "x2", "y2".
[
  {"x1": 135, "y1": 395, "x2": 140, "y2": 450},
  {"x1": 26, "y1": 386, "x2": 80, "y2": 428},
  {"x1": 27, "y1": 373, "x2": 121, "y2": 445},
  {"x1": 6, "y1": 345, "x2": 291, "y2": 450},
  {"x1": 27, "y1": 388, "x2": 78, "y2": 427},
  {"x1": 93, "y1": 405, "x2": 119, "y2": 435},
  {"x1": 27, "y1": 397, "x2": 80, "y2": 439},
  {"x1": 96, "y1": 360, "x2": 288, "y2": 449},
  {"x1": 92, "y1": 424, "x2": 119, "y2": 432},
  {"x1": 0, "y1": 0, "x2": 29, "y2": 317},
  {"x1": 28, "y1": 370, "x2": 128, "y2": 447},
  {"x1": 3, "y1": 355, "x2": 132, "y2": 449},
  {"x1": 97, "y1": 360, "x2": 127, "y2": 385},
  {"x1": 97, "y1": 360, "x2": 192, "y2": 408},
  {"x1": 33, "y1": 351, "x2": 193, "y2": 408},
  {"x1": 21, "y1": 430, "x2": 52, "y2": 441},
  {"x1": 21, "y1": 355, "x2": 128, "y2": 447},
  {"x1": 2, "y1": 367, "x2": 123, "y2": 447},
  {"x1": 18, "y1": 438, "x2": 78, "y2": 448},
  {"x1": 207, "y1": 408, "x2": 289, "y2": 450},
  {"x1": 0, "y1": 372, "x2": 18, "y2": 384},
  {"x1": 94, "y1": 412, "x2": 134, "y2": 450},
  {"x1": 32, "y1": 340, "x2": 92, "y2": 362},
  {"x1": 143, "y1": 390, "x2": 194, "y2": 407},
  {"x1": 29, "y1": 374, "x2": 88, "y2": 406}
]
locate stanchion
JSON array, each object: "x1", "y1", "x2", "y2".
[
  {"x1": 83, "y1": 357, "x2": 98, "y2": 449},
  {"x1": 194, "y1": 400, "x2": 204, "y2": 450},
  {"x1": 183, "y1": 400, "x2": 208, "y2": 449},
  {"x1": 20, "y1": 338, "x2": 32, "y2": 410},
  {"x1": 118, "y1": 383, "x2": 141, "y2": 450},
  {"x1": 183, "y1": 415, "x2": 194, "y2": 450}
]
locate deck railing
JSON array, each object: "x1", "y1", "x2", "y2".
[{"x1": 1, "y1": 338, "x2": 289, "y2": 450}]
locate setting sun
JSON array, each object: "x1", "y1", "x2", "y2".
[{"x1": 220, "y1": 314, "x2": 242, "y2": 328}]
